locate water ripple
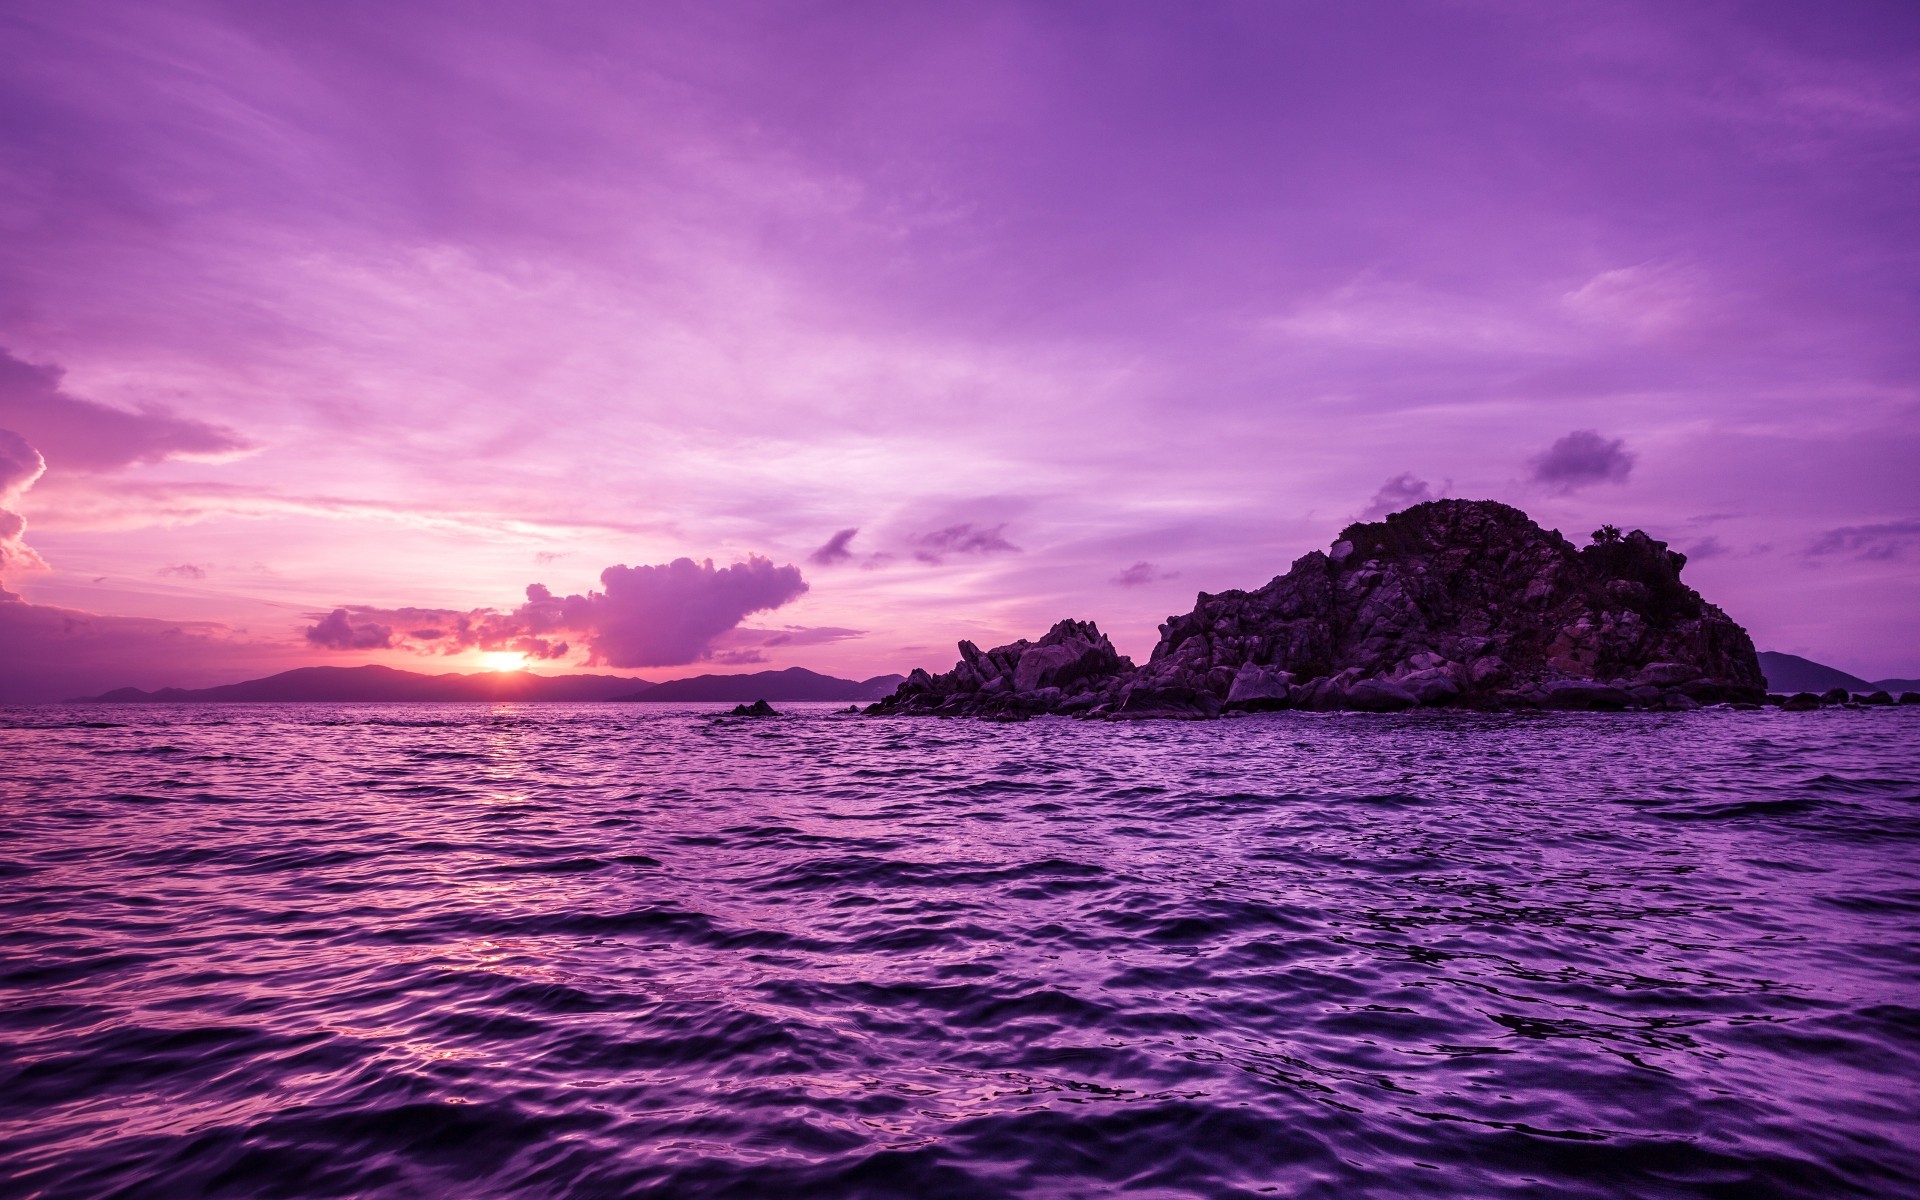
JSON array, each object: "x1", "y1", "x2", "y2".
[{"x1": 1, "y1": 703, "x2": 1917, "y2": 1198}]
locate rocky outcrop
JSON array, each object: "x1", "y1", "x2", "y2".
[
  {"x1": 868, "y1": 500, "x2": 1767, "y2": 719},
  {"x1": 869, "y1": 619, "x2": 1135, "y2": 717}
]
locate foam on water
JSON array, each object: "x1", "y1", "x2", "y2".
[{"x1": 2, "y1": 704, "x2": 1917, "y2": 1198}]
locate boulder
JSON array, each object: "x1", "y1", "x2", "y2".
[
  {"x1": 1225, "y1": 663, "x2": 1295, "y2": 709},
  {"x1": 1397, "y1": 666, "x2": 1462, "y2": 705},
  {"x1": 1113, "y1": 684, "x2": 1222, "y2": 720},
  {"x1": 1859, "y1": 690, "x2": 1894, "y2": 706},
  {"x1": 1819, "y1": 687, "x2": 1851, "y2": 706},
  {"x1": 1542, "y1": 680, "x2": 1631, "y2": 710},
  {"x1": 729, "y1": 699, "x2": 778, "y2": 717},
  {"x1": 1902, "y1": 692, "x2": 1920, "y2": 705},
  {"x1": 1635, "y1": 662, "x2": 1703, "y2": 687},
  {"x1": 1345, "y1": 679, "x2": 1419, "y2": 712},
  {"x1": 1781, "y1": 692, "x2": 1821, "y2": 711}
]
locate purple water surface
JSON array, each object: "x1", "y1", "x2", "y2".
[{"x1": 2, "y1": 704, "x2": 1917, "y2": 1198}]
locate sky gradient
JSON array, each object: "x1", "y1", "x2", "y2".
[{"x1": 1, "y1": 0, "x2": 1917, "y2": 701}]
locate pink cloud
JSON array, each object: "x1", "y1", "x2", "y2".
[
  {"x1": 1531, "y1": 431, "x2": 1636, "y2": 493},
  {"x1": 0, "y1": 349, "x2": 252, "y2": 473},
  {"x1": 1360, "y1": 473, "x2": 1436, "y2": 520},
  {"x1": 809, "y1": 528, "x2": 859, "y2": 566},
  {"x1": 0, "y1": 588, "x2": 297, "y2": 703},
  {"x1": 0, "y1": 428, "x2": 47, "y2": 572},
  {"x1": 912, "y1": 523, "x2": 1019, "y2": 564},
  {"x1": 1110, "y1": 561, "x2": 1177, "y2": 587},
  {"x1": 302, "y1": 555, "x2": 809, "y2": 668}
]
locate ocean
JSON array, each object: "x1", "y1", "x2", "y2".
[{"x1": 2, "y1": 703, "x2": 1916, "y2": 1199}]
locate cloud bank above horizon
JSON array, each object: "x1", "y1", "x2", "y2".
[{"x1": 0, "y1": 0, "x2": 1916, "y2": 698}]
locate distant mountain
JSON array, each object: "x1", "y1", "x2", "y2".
[
  {"x1": 1872, "y1": 678, "x2": 1920, "y2": 693},
  {"x1": 611, "y1": 667, "x2": 905, "y2": 703},
  {"x1": 74, "y1": 664, "x2": 654, "y2": 703},
  {"x1": 1756, "y1": 652, "x2": 1871, "y2": 694}
]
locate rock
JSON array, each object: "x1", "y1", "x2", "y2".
[
  {"x1": 1819, "y1": 687, "x2": 1851, "y2": 706},
  {"x1": 1396, "y1": 666, "x2": 1462, "y2": 705},
  {"x1": 1781, "y1": 692, "x2": 1821, "y2": 711},
  {"x1": 1634, "y1": 662, "x2": 1703, "y2": 687},
  {"x1": 730, "y1": 699, "x2": 778, "y2": 717},
  {"x1": 1542, "y1": 680, "x2": 1631, "y2": 710},
  {"x1": 1225, "y1": 663, "x2": 1295, "y2": 709},
  {"x1": 867, "y1": 500, "x2": 1766, "y2": 720},
  {"x1": 1902, "y1": 692, "x2": 1920, "y2": 705},
  {"x1": 1113, "y1": 684, "x2": 1221, "y2": 720},
  {"x1": 1859, "y1": 690, "x2": 1894, "y2": 706},
  {"x1": 1344, "y1": 679, "x2": 1419, "y2": 711},
  {"x1": 1656, "y1": 692, "x2": 1700, "y2": 711},
  {"x1": 1469, "y1": 656, "x2": 1511, "y2": 687},
  {"x1": 866, "y1": 619, "x2": 1134, "y2": 719}
]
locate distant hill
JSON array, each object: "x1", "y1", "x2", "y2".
[
  {"x1": 1757, "y1": 652, "x2": 1871, "y2": 694},
  {"x1": 1872, "y1": 678, "x2": 1920, "y2": 693},
  {"x1": 611, "y1": 667, "x2": 905, "y2": 703},
  {"x1": 73, "y1": 664, "x2": 654, "y2": 703}
]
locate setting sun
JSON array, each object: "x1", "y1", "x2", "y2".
[{"x1": 480, "y1": 651, "x2": 528, "y2": 673}]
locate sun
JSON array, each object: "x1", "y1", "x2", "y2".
[{"x1": 481, "y1": 651, "x2": 528, "y2": 673}]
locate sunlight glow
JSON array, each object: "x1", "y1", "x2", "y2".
[{"x1": 481, "y1": 651, "x2": 528, "y2": 672}]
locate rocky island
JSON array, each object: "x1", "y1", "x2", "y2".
[{"x1": 869, "y1": 499, "x2": 1767, "y2": 719}]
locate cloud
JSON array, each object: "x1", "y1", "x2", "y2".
[
  {"x1": 912, "y1": 523, "x2": 1019, "y2": 564},
  {"x1": 1807, "y1": 520, "x2": 1920, "y2": 561},
  {"x1": 0, "y1": 428, "x2": 47, "y2": 572},
  {"x1": 0, "y1": 592, "x2": 299, "y2": 702},
  {"x1": 1360, "y1": 472, "x2": 1434, "y2": 520},
  {"x1": 305, "y1": 607, "x2": 396, "y2": 650},
  {"x1": 1684, "y1": 537, "x2": 1729, "y2": 561},
  {"x1": 1560, "y1": 262, "x2": 1701, "y2": 338},
  {"x1": 717, "y1": 624, "x2": 865, "y2": 650},
  {"x1": 809, "y1": 527, "x2": 860, "y2": 566},
  {"x1": 157, "y1": 563, "x2": 208, "y2": 579},
  {"x1": 1111, "y1": 561, "x2": 1178, "y2": 587},
  {"x1": 1530, "y1": 430, "x2": 1635, "y2": 492},
  {"x1": 304, "y1": 555, "x2": 810, "y2": 668},
  {"x1": 533, "y1": 551, "x2": 568, "y2": 565},
  {"x1": 0, "y1": 348, "x2": 253, "y2": 472}
]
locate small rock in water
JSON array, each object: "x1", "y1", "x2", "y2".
[
  {"x1": 1858, "y1": 691, "x2": 1893, "y2": 706},
  {"x1": 730, "y1": 699, "x2": 779, "y2": 717},
  {"x1": 1819, "y1": 688, "x2": 1851, "y2": 706},
  {"x1": 1901, "y1": 692, "x2": 1920, "y2": 705},
  {"x1": 1781, "y1": 692, "x2": 1821, "y2": 711}
]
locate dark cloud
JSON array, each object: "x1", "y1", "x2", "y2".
[
  {"x1": 1111, "y1": 561, "x2": 1178, "y2": 587},
  {"x1": 718, "y1": 624, "x2": 865, "y2": 650},
  {"x1": 304, "y1": 556, "x2": 809, "y2": 668},
  {"x1": 808, "y1": 528, "x2": 859, "y2": 566},
  {"x1": 0, "y1": 591, "x2": 297, "y2": 702},
  {"x1": 157, "y1": 563, "x2": 208, "y2": 579},
  {"x1": 0, "y1": 348, "x2": 252, "y2": 472},
  {"x1": 1808, "y1": 519, "x2": 1920, "y2": 561},
  {"x1": 1685, "y1": 536, "x2": 1729, "y2": 560},
  {"x1": 0, "y1": 428, "x2": 46, "y2": 571},
  {"x1": 305, "y1": 608, "x2": 394, "y2": 650},
  {"x1": 1361, "y1": 472, "x2": 1434, "y2": 520},
  {"x1": 1530, "y1": 429, "x2": 1635, "y2": 491},
  {"x1": 912, "y1": 523, "x2": 1019, "y2": 564}
]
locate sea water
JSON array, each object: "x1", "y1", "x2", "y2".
[{"x1": 2, "y1": 703, "x2": 1916, "y2": 1198}]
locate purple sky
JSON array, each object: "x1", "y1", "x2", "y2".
[{"x1": 1, "y1": 0, "x2": 1917, "y2": 700}]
